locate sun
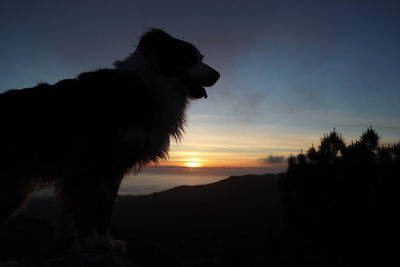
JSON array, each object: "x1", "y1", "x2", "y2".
[
  {"x1": 183, "y1": 158, "x2": 202, "y2": 168},
  {"x1": 185, "y1": 162, "x2": 201, "y2": 168}
]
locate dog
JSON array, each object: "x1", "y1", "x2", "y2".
[{"x1": 0, "y1": 28, "x2": 219, "y2": 249}]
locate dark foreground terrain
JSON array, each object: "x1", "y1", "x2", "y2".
[
  {"x1": 3, "y1": 147, "x2": 395, "y2": 267},
  {"x1": 0, "y1": 174, "x2": 283, "y2": 266}
]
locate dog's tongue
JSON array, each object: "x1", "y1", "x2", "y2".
[
  {"x1": 179, "y1": 73, "x2": 208, "y2": 99},
  {"x1": 189, "y1": 84, "x2": 207, "y2": 99},
  {"x1": 201, "y1": 87, "x2": 208, "y2": 99}
]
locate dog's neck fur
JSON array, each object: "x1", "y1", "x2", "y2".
[
  {"x1": 114, "y1": 50, "x2": 157, "y2": 89},
  {"x1": 115, "y1": 50, "x2": 189, "y2": 144}
]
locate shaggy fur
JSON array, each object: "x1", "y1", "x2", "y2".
[{"x1": 0, "y1": 28, "x2": 219, "y2": 247}]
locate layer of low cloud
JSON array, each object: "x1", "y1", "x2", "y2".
[{"x1": 261, "y1": 155, "x2": 287, "y2": 164}]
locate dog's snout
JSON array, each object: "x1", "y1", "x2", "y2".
[
  {"x1": 185, "y1": 62, "x2": 220, "y2": 87},
  {"x1": 211, "y1": 70, "x2": 220, "y2": 83},
  {"x1": 202, "y1": 69, "x2": 220, "y2": 87}
]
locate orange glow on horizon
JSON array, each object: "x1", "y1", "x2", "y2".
[
  {"x1": 185, "y1": 162, "x2": 201, "y2": 167},
  {"x1": 183, "y1": 158, "x2": 202, "y2": 168},
  {"x1": 153, "y1": 125, "x2": 305, "y2": 168},
  {"x1": 158, "y1": 155, "x2": 287, "y2": 169}
]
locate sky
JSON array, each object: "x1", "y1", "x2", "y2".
[{"x1": 1, "y1": 0, "x2": 400, "y2": 175}]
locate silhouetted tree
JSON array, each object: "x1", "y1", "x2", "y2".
[
  {"x1": 360, "y1": 126, "x2": 380, "y2": 152},
  {"x1": 287, "y1": 153, "x2": 297, "y2": 171},
  {"x1": 318, "y1": 128, "x2": 345, "y2": 163},
  {"x1": 307, "y1": 145, "x2": 318, "y2": 164},
  {"x1": 392, "y1": 142, "x2": 400, "y2": 160},
  {"x1": 377, "y1": 145, "x2": 392, "y2": 163},
  {"x1": 279, "y1": 127, "x2": 398, "y2": 265},
  {"x1": 296, "y1": 151, "x2": 307, "y2": 166}
]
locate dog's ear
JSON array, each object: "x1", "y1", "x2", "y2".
[
  {"x1": 137, "y1": 28, "x2": 173, "y2": 57},
  {"x1": 137, "y1": 28, "x2": 199, "y2": 75}
]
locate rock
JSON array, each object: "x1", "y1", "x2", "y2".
[
  {"x1": 0, "y1": 261, "x2": 19, "y2": 267},
  {"x1": 44, "y1": 250, "x2": 134, "y2": 267}
]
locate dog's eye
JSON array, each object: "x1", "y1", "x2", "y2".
[{"x1": 200, "y1": 55, "x2": 204, "y2": 60}]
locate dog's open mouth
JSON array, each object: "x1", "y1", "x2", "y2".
[{"x1": 178, "y1": 74, "x2": 208, "y2": 99}]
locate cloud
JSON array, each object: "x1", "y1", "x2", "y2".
[{"x1": 261, "y1": 155, "x2": 287, "y2": 164}]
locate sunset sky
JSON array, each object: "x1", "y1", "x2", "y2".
[{"x1": 1, "y1": 0, "x2": 400, "y2": 175}]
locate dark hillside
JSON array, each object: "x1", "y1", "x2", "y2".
[
  {"x1": 2, "y1": 173, "x2": 283, "y2": 266},
  {"x1": 113, "y1": 174, "x2": 282, "y2": 239}
]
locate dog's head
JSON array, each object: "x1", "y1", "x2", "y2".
[{"x1": 135, "y1": 28, "x2": 220, "y2": 99}]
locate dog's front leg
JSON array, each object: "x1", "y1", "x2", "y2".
[
  {"x1": 95, "y1": 176, "x2": 122, "y2": 236},
  {"x1": 81, "y1": 171, "x2": 126, "y2": 251},
  {"x1": 57, "y1": 160, "x2": 125, "y2": 251}
]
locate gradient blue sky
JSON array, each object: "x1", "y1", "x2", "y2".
[{"x1": 1, "y1": 0, "x2": 400, "y2": 173}]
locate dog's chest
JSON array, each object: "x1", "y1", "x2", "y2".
[{"x1": 121, "y1": 92, "x2": 187, "y2": 162}]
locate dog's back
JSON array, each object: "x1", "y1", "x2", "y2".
[{"x1": 0, "y1": 70, "x2": 150, "y2": 174}]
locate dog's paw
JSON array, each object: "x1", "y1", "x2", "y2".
[
  {"x1": 75, "y1": 235, "x2": 113, "y2": 251},
  {"x1": 75, "y1": 236, "x2": 127, "y2": 252},
  {"x1": 111, "y1": 239, "x2": 127, "y2": 252}
]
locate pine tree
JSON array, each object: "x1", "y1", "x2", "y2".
[
  {"x1": 360, "y1": 126, "x2": 379, "y2": 152},
  {"x1": 318, "y1": 128, "x2": 345, "y2": 162}
]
